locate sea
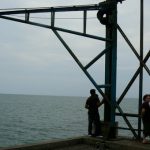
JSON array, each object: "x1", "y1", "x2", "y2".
[{"x1": 0, "y1": 94, "x2": 139, "y2": 148}]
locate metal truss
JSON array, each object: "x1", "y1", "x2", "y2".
[{"x1": 0, "y1": 0, "x2": 149, "y2": 139}]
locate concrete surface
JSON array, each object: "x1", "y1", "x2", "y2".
[{"x1": 0, "y1": 136, "x2": 150, "y2": 150}]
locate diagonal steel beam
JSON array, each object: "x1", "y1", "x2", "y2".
[
  {"x1": 117, "y1": 50, "x2": 150, "y2": 105},
  {"x1": 52, "y1": 29, "x2": 105, "y2": 97},
  {"x1": 84, "y1": 46, "x2": 111, "y2": 70},
  {"x1": 117, "y1": 24, "x2": 150, "y2": 75},
  {"x1": 52, "y1": 29, "x2": 138, "y2": 139},
  {"x1": 0, "y1": 15, "x2": 111, "y2": 42}
]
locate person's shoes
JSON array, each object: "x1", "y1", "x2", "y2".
[
  {"x1": 93, "y1": 132, "x2": 102, "y2": 137},
  {"x1": 91, "y1": 133, "x2": 100, "y2": 137},
  {"x1": 88, "y1": 133, "x2": 92, "y2": 137},
  {"x1": 142, "y1": 139, "x2": 148, "y2": 144}
]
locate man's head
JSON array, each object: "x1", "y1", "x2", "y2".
[
  {"x1": 143, "y1": 94, "x2": 150, "y2": 102},
  {"x1": 90, "y1": 89, "x2": 95, "y2": 95}
]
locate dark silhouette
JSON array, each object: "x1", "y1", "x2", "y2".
[
  {"x1": 141, "y1": 94, "x2": 150, "y2": 143},
  {"x1": 85, "y1": 89, "x2": 101, "y2": 136}
]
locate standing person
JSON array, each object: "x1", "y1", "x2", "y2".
[
  {"x1": 141, "y1": 94, "x2": 150, "y2": 143},
  {"x1": 85, "y1": 89, "x2": 101, "y2": 136}
]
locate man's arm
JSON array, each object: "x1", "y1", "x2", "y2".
[
  {"x1": 97, "y1": 100, "x2": 101, "y2": 107},
  {"x1": 85, "y1": 103, "x2": 89, "y2": 109},
  {"x1": 85, "y1": 99, "x2": 89, "y2": 109},
  {"x1": 98, "y1": 99, "x2": 105, "y2": 107},
  {"x1": 141, "y1": 108, "x2": 145, "y2": 118}
]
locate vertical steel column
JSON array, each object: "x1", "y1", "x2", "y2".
[
  {"x1": 104, "y1": 0, "x2": 117, "y2": 127},
  {"x1": 51, "y1": 11, "x2": 55, "y2": 27},
  {"x1": 138, "y1": 0, "x2": 144, "y2": 139},
  {"x1": 83, "y1": 10, "x2": 87, "y2": 34}
]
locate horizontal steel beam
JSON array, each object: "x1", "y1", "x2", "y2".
[
  {"x1": 98, "y1": 84, "x2": 111, "y2": 88},
  {"x1": 117, "y1": 127, "x2": 143, "y2": 131},
  {"x1": 0, "y1": 15, "x2": 110, "y2": 41},
  {"x1": 0, "y1": 4, "x2": 100, "y2": 15},
  {"x1": 116, "y1": 113, "x2": 139, "y2": 117}
]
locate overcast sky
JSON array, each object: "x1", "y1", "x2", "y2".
[{"x1": 0, "y1": 0, "x2": 149, "y2": 98}]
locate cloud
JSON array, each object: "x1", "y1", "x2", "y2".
[{"x1": 0, "y1": 0, "x2": 149, "y2": 97}]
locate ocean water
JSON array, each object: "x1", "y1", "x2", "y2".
[
  {"x1": 0, "y1": 94, "x2": 88, "y2": 148},
  {"x1": 0, "y1": 94, "x2": 139, "y2": 148}
]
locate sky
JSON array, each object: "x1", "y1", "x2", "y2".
[{"x1": 0, "y1": 0, "x2": 149, "y2": 98}]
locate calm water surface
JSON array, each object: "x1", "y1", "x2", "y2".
[{"x1": 0, "y1": 94, "x2": 138, "y2": 148}]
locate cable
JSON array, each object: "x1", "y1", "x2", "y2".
[{"x1": 9, "y1": 14, "x2": 97, "y2": 20}]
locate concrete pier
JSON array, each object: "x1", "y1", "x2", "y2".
[{"x1": 0, "y1": 136, "x2": 150, "y2": 150}]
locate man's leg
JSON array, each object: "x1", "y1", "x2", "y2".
[
  {"x1": 94, "y1": 113, "x2": 101, "y2": 136},
  {"x1": 88, "y1": 114, "x2": 93, "y2": 135}
]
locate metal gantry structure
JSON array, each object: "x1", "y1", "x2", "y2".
[{"x1": 0, "y1": 0, "x2": 149, "y2": 139}]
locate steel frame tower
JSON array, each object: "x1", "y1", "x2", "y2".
[{"x1": 0, "y1": 0, "x2": 149, "y2": 139}]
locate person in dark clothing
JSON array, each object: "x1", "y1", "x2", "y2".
[
  {"x1": 141, "y1": 94, "x2": 150, "y2": 143},
  {"x1": 85, "y1": 89, "x2": 101, "y2": 136}
]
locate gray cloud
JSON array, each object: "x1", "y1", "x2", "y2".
[{"x1": 0, "y1": 0, "x2": 149, "y2": 97}]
